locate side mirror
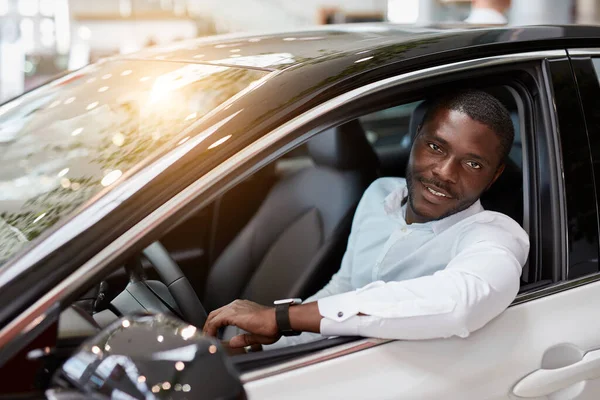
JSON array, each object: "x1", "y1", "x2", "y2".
[{"x1": 53, "y1": 313, "x2": 245, "y2": 399}]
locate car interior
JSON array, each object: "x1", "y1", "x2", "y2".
[
  {"x1": 41, "y1": 83, "x2": 534, "y2": 383},
  {"x1": 195, "y1": 85, "x2": 527, "y2": 310}
]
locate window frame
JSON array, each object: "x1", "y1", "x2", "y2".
[
  {"x1": 566, "y1": 49, "x2": 600, "y2": 282},
  {"x1": 512, "y1": 53, "x2": 600, "y2": 302}
]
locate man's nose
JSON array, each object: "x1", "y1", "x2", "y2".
[{"x1": 432, "y1": 158, "x2": 459, "y2": 184}]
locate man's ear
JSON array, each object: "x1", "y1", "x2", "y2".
[{"x1": 486, "y1": 163, "x2": 505, "y2": 191}]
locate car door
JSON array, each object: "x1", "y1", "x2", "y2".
[{"x1": 242, "y1": 52, "x2": 600, "y2": 400}]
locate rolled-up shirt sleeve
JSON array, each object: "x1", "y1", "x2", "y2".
[{"x1": 318, "y1": 218, "x2": 529, "y2": 340}]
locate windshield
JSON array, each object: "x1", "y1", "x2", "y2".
[{"x1": 0, "y1": 60, "x2": 267, "y2": 267}]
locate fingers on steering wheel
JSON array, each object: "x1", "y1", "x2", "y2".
[
  {"x1": 229, "y1": 333, "x2": 276, "y2": 348},
  {"x1": 203, "y1": 306, "x2": 228, "y2": 336},
  {"x1": 203, "y1": 299, "x2": 240, "y2": 335}
]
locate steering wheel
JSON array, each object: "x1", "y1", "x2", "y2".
[{"x1": 142, "y1": 242, "x2": 208, "y2": 328}]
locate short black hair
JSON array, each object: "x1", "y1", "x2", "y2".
[{"x1": 419, "y1": 89, "x2": 515, "y2": 164}]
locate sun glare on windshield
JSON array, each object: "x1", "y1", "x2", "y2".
[{"x1": 0, "y1": 60, "x2": 267, "y2": 266}]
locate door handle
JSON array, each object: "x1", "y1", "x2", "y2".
[{"x1": 513, "y1": 349, "x2": 600, "y2": 397}]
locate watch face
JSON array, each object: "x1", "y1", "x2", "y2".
[{"x1": 273, "y1": 298, "x2": 302, "y2": 305}]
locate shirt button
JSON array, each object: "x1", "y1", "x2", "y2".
[
  {"x1": 337, "y1": 311, "x2": 344, "y2": 318},
  {"x1": 401, "y1": 227, "x2": 407, "y2": 232}
]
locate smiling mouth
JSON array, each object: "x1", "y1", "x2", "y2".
[{"x1": 424, "y1": 184, "x2": 453, "y2": 199}]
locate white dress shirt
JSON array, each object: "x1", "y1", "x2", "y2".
[
  {"x1": 266, "y1": 177, "x2": 529, "y2": 349},
  {"x1": 464, "y1": 7, "x2": 508, "y2": 25}
]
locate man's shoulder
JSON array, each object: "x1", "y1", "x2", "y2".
[
  {"x1": 457, "y1": 210, "x2": 530, "y2": 257},
  {"x1": 470, "y1": 210, "x2": 525, "y2": 233},
  {"x1": 353, "y1": 177, "x2": 406, "y2": 219},
  {"x1": 362, "y1": 177, "x2": 406, "y2": 200}
]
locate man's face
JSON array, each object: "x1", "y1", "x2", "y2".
[{"x1": 405, "y1": 108, "x2": 505, "y2": 223}]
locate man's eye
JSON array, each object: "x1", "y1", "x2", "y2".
[
  {"x1": 466, "y1": 161, "x2": 481, "y2": 169},
  {"x1": 428, "y1": 143, "x2": 441, "y2": 152}
]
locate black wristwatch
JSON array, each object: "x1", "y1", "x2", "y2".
[{"x1": 274, "y1": 298, "x2": 302, "y2": 336}]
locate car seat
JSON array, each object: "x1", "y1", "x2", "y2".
[{"x1": 203, "y1": 120, "x2": 379, "y2": 311}]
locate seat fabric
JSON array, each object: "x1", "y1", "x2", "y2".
[{"x1": 203, "y1": 120, "x2": 378, "y2": 311}]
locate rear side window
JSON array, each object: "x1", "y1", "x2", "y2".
[
  {"x1": 592, "y1": 58, "x2": 600, "y2": 80},
  {"x1": 359, "y1": 100, "x2": 421, "y2": 149}
]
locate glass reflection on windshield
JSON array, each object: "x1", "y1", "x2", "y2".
[{"x1": 0, "y1": 60, "x2": 267, "y2": 266}]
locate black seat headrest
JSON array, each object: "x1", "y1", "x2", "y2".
[
  {"x1": 408, "y1": 100, "x2": 429, "y2": 142},
  {"x1": 307, "y1": 120, "x2": 378, "y2": 171}
]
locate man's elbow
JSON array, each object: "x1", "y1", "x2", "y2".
[
  {"x1": 442, "y1": 307, "x2": 494, "y2": 339},
  {"x1": 453, "y1": 295, "x2": 515, "y2": 339},
  {"x1": 443, "y1": 306, "x2": 472, "y2": 338}
]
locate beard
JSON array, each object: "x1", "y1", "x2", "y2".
[{"x1": 405, "y1": 165, "x2": 480, "y2": 222}]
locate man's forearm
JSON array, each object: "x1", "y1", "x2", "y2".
[{"x1": 289, "y1": 302, "x2": 322, "y2": 333}]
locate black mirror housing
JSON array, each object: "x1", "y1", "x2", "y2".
[{"x1": 53, "y1": 313, "x2": 245, "y2": 399}]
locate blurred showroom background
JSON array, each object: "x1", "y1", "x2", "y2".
[{"x1": 0, "y1": 0, "x2": 599, "y2": 103}]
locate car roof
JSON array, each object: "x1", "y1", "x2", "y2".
[{"x1": 124, "y1": 24, "x2": 600, "y2": 71}]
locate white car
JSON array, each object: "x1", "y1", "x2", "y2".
[{"x1": 2, "y1": 24, "x2": 600, "y2": 399}]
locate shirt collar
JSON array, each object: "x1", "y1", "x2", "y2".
[{"x1": 383, "y1": 182, "x2": 483, "y2": 235}]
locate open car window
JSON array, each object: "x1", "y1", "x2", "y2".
[{"x1": 140, "y1": 84, "x2": 532, "y2": 361}]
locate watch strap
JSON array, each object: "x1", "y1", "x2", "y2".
[{"x1": 275, "y1": 303, "x2": 301, "y2": 336}]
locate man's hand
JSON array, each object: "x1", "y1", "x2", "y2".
[
  {"x1": 220, "y1": 341, "x2": 261, "y2": 355},
  {"x1": 203, "y1": 300, "x2": 280, "y2": 348},
  {"x1": 203, "y1": 299, "x2": 322, "y2": 348}
]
